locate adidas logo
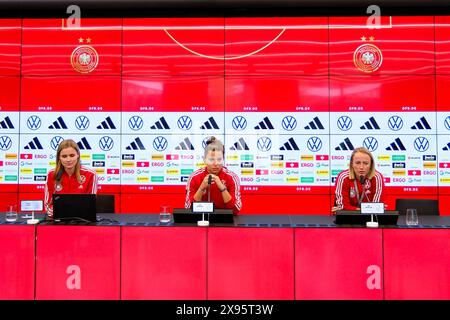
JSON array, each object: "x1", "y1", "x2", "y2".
[
  {"x1": 96, "y1": 117, "x2": 116, "y2": 129},
  {"x1": 0, "y1": 116, "x2": 14, "y2": 129},
  {"x1": 360, "y1": 116, "x2": 380, "y2": 130},
  {"x1": 443, "y1": 142, "x2": 450, "y2": 151},
  {"x1": 386, "y1": 138, "x2": 406, "y2": 151},
  {"x1": 411, "y1": 116, "x2": 431, "y2": 130},
  {"x1": 335, "y1": 137, "x2": 354, "y2": 151},
  {"x1": 304, "y1": 117, "x2": 324, "y2": 130},
  {"x1": 48, "y1": 116, "x2": 68, "y2": 129},
  {"x1": 175, "y1": 137, "x2": 194, "y2": 150},
  {"x1": 200, "y1": 117, "x2": 219, "y2": 130},
  {"x1": 280, "y1": 137, "x2": 300, "y2": 151},
  {"x1": 254, "y1": 116, "x2": 274, "y2": 130},
  {"x1": 77, "y1": 137, "x2": 92, "y2": 150},
  {"x1": 230, "y1": 138, "x2": 249, "y2": 150},
  {"x1": 24, "y1": 137, "x2": 43, "y2": 150},
  {"x1": 150, "y1": 117, "x2": 170, "y2": 130},
  {"x1": 126, "y1": 137, "x2": 145, "y2": 150}
]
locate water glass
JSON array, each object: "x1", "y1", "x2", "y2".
[
  {"x1": 5, "y1": 204, "x2": 18, "y2": 222},
  {"x1": 159, "y1": 205, "x2": 172, "y2": 224},
  {"x1": 406, "y1": 208, "x2": 419, "y2": 226}
]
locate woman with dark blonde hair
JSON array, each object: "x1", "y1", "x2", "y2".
[
  {"x1": 185, "y1": 136, "x2": 242, "y2": 214},
  {"x1": 44, "y1": 139, "x2": 98, "y2": 217},
  {"x1": 333, "y1": 147, "x2": 384, "y2": 211}
]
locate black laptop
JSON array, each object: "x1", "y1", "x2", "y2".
[
  {"x1": 52, "y1": 194, "x2": 97, "y2": 222},
  {"x1": 334, "y1": 210, "x2": 399, "y2": 226}
]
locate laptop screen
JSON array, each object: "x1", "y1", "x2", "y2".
[{"x1": 52, "y1": 194, "x2": 97, "y2": 222}]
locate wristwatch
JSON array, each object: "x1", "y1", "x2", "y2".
[{"x1": 219, "y1": 186, "x2": 227, "y2": 192}]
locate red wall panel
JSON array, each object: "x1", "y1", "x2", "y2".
[
  {"x1": 122, "y1": 76, "x2": 224, "y2": 112},
  {"x1": 0, "y1": 19, "x2": 21, "y2": 75},
  {"x1": 224, "y1": 17, "x2": 328, "y2": 75},
  {"x1": 330, "y1": 75, "x2": 435, "y2": 112},
  {"x1": 225, "y1": 76, "x2": 329, "y2": 112},
  {"x1": 120, "y1": 192, "x2": 185, "y2": 213},
  {"x1": 21, "y1": 18, "x2": 121, "y2": 75},
  {"x1": 21, "y1": 76, "x2": 121, "y2": 111},
  {"x1": 437, "y1": 75, "x2": 450, "y2": 109},
  {"x1": 329, "y1": 16, "x2": 435, "y2": 75},
  {"x1": 123, "y1": 18, "x2": 225, "y2": 75},
  {"x1": 436, "y1": 16, "x2": 450, "y2": 74}
]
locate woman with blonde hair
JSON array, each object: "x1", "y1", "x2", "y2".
[
  {"x1": 333, "y1": 147, "x2": 384, "y2": 211},
  {"x1": 44, "y1": 139, "x2": 98, "y2": 218}
]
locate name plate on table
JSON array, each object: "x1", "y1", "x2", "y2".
[
  {"x1": 361, "y1": 202, "x2": 384, "y2": 214},
  {"x1": 21, "y1": 200, "x2": 43, "y2": 212},
  {"x1": 192, "y1": 202, "x2": 214, "y2": 213},
  {"x1": 335, "y1": 210, "x2": 399, "y2": 226},
  {"x1": 173, "y1": 208, "x2": 234, "y2": 223}
]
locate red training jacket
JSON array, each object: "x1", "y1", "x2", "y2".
[
  {"x1": 185, "y1": 166, "x2": 242, "y2": 214},
  {"x1": 334, "y1": 169, "x2": 385, "y2": 210}
]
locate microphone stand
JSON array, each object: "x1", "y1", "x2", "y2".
[
  {"x1": 360, "y1": 175, "x2": 379, "y2": 228},
  {"x1": 197, "y1": 175, "x2": 211, "y2": 227},
  {"x1": 27, "y1": 210, "x2": 40, "y2": 224}
]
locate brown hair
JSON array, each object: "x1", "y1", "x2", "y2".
[
  {"x1": 348, "y1": 147, "x2": 376, "y2": 180},
  {"x1": 54, "y1": 139, "x2": 82, "y2": 183},
  {"x1": 203, "y1": 136, "x2": 224, "y2": 158}
]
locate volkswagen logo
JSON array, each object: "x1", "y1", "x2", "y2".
[
  {"x1": 232, "y1": 116, "x2": 247, "y2": 131},
  {"x1": 99, "y1": 136, "x2": 114, "y2": 151},
  {"x1": 388, "y1": 116, "x2": 403, "y2": 131},
  {"x1": 445, "y1": 116, "x2": 450, "y2": 130},
  {"x1": 75, "y1": 116, "x2": 90, "y2": 130},
  {"x1": 257, "y1": 137, "x2": 272, "y2": 152},
  {"x1": 50, "y1": 136, "x2": 64, "y2": 151},
  {"x1": 177, "y1": 116, "x2": 193, "y2": 130},
  {"x1": 153, "y1": 136, "x2": 168, "y2": 151},
  {"x1": 363, "y1": 136, "x2": 378, "y2": 151},
  {"x1": 0, "y1": 136, "x2": 12, "y2": 151},
  {"x1": 27, "y1": 115, "x2": 42, "y2": 130},
  {"x1": 282, "y1": 116, "x2": 297, "y2": 131},
  {"x1": 307, "y1": 136, "x2": 322, "y2": 152},
  {"x1": 128, "y1": 116, "x2": 144, "y2": 131},
  {"x1": 337, "y1": 116, "x2": 352, "y2": 131},
  {"x1": 414, "y1": 137, "x2": 429, "y2": 152}
]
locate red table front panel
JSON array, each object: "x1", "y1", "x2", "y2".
[
  {"x1": 208, "y1": 227, "x2": 294, "y2": 300},
  {"x1": 0, "y1": 225, "x2": 35, "y2": 300},
  {"x1": 383, "y1": 229, "x2": 450, "y2": 300},
  {"x1": 295, "y1": 228, "x2": 383, "y2": 300},
  {"x1": 35, "y1": 225, "x2": 120, "y2": 300},
  {"x1": 121, "y1": 226, "x2": 207, "y2": 300}
]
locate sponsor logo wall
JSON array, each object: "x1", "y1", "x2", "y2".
[{"x1": 1, "y1": 16, "x2": 450, "y2": 213}]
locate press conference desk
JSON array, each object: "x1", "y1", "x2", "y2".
[{"x1": 1, "y1": 213, "x2": 449, "y2": 300}]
